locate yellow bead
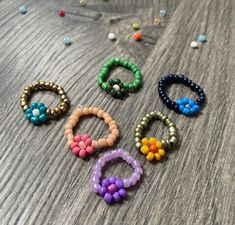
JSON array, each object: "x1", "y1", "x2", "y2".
[
  {"x1": 141, "y1": 138, "x2": 149, "y2": 145},
  {"x1": 156, "y1": 141, "x2": 162, "y2": 148},
  {"x1": 140, "y1": 146, "x2": 149, "y2": 154},
  {"x1": 146, "y1": 152, "x2": 154, "y2": 161},
  {"x1": 158, "y1": 149, "x2": 165, "y2": 157},
  {"x1": 149, "y1": 137, "x2": 157, "y2": 145},
  {"x1": 154, "y1": 153, "x2": 161, "y2": 161}
]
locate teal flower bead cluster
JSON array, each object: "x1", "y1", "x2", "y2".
[
  {"x1": 25, "y1": 102, "x2": 48, "y2": 125},
  {"x1": 97, "y1": 58, "x2": 142, "y2": 98},
  {"x1": 176, "y1": 98, "x2": 200, "y2": 116}
]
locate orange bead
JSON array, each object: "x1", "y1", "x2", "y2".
[
  {"x1": 149, "y1": 144, "x2": 157, "y2": 153},
  {"x1": 133, "y1": 33, "x2": 142, "y2": 41}
]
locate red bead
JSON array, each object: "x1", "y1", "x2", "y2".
[{"x1": 58, "y1": 10, "x2": 65, "y2": 17}]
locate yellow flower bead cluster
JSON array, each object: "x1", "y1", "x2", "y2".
[{"x1": 140, "y1": 137, "x2": 166, "y2": 161}]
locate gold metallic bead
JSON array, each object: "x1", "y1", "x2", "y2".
[
  {"x1": 142, "y1": 117, "x2": 149, "y2": 123},
  {"x1": 39, "y1": 81, "x2": 45, "y2": 86},
  {"x1": 58, "y1": 90, "x2": 65, "y2": 95},
  {"x1": 161, "y1": 139, "x2": 167, "y2": 148},
  {"x1": 166, "y1": 118, "x2": 173, "y2": 124},
  {"x1": 135, "y1": 132, "x2": 142, "y2": 138},
  {"x1": 34, "y1": 81, "x2": 40, "y2": 87},
  {"x1": 161, "y1": 115, "x2": 167, "y2": 122},
  {"x1": 21, "y1": 93, "x2": 29, "y2": 99},
  {"x1": 46, "y1": 109, "x2": 51, "y2": 116},
  {"x1": 20, "y1": 101, "x2": 28, "y2": 107},
  {"x1": 55, "y1": 107, "x2": 62, "y2": 116},
  {"x1": 28, "y1": 84, "x2": 35, "y2": 90},
  {"x1": 145, "y1": 113, "x2": 152, "y2": 119},
  {"x1": 169, "y1": 132, "x2": 178, "y2": 138},
  {"x1": 168, "y1": 122, "x2": 176, "y2": 128},
  {"x1": 80, "y1": 0, "x2": 86, "y2": 6},
  {"x1": 45, "y1": 82, "x2": 50, "y2": 87},
  {"x1": 135, "y1": 142, "x2": 142, "y2": 149},
  {"x1": 170, "y1": 136, "x2": 178, "y2": 146},
  {"x1": 59, "y1": 106, "x2": 67, "y2": 113},
  {"x1": 135, "y1": 127, "x2": 142, "y2": 133},
  {"x1": 165, "y1": 139, "x2": 171, "y2": 149},
  {"x1": 23, "y1": 90, "x2": 31, "y2": 96},
  {"x1": 140, "y1": 121, "x2": 148, "y2": 127},
  {"x1": 137, "y1": 124, "x2": 143, "y2": 129},
  {"x1": 23, "y1": 105, "x2": 29, "y2": 111},
  {"x1": 135, "y1": 137, "x2": 141, "y2": 143},
  {"x1": 150, "y1": 112, "x2": 156, "y2": 118},
  {"x1": 52, "y1": 85, "x2": 58, "y2": 90},
  {"x1": 63, "y1": 98, "x2": 70, "y2": 104},
  {"x1": 154, "y1": 18, "x2": 161, "y2": 25},
  {"x1": 169, "y1": 126, "x2": 177, "y2": 132},
  {"x1": 61, "y1": 94, "x2": 67, "y2": 100}
]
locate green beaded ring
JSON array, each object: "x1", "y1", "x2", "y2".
[{"x1": 97, "y1": 58, "x2": 142, "y2": 98}]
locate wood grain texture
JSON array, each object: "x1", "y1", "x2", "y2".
[{"x1": 0, "y1": 0, "x2": 234, "y2": 225}]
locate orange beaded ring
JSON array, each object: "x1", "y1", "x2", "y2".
[{"x1": 65, "y1": 107, "x2": 119, "y2": 158}]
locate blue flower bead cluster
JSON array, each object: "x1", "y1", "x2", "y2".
[
  {"x1": 25, "y1": 102, "x2": 48, "y2": 125},
  {"x1": 158, "y1": 74, "x2": 206, "y2": 116},
  {"x1": 176, "y1": 98, "x2": 200, "y2": 116}
]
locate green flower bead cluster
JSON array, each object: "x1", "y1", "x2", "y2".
[{"x1": 98, "y1": 58, "x2": 142, "y2": 98}]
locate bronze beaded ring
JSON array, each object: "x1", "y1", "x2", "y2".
[
  {"x1": 20, "y1": 81, "x2": 70, "y2": 125},
  {"x1": 134, "y1": 111, "x2": 178, "y2": 161}
]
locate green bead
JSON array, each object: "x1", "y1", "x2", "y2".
[
  {"x1": 123, "y1": 83, "x2": 130, "y2": 90},
  {"x1": 129, "y1": 84, "x2": 134, "y2": 90},
  {"x1": 133, "y1": 80, "x2": 142, "y2": 89},
  {"x1": 117, "y1": 91, "x2": 122, "y2": 98},
  {"x1": 98, "y1": 77, "x2": 103, "y2": 86},
  {"x1": 123, "y1": 61, "x2": 128, "y2": 68},
  {"x1": 101, "y1": 83, "x2": 108, "y2": 90},
  {"x1": 110, "y1": 90, "x2": 117, "y2": 97},
  {"x1": 108, "y1": 79, "x2": 115, "y2": 85},
  {"x1": 135, "y1": 71, "x2": 141, "y2": 77}
]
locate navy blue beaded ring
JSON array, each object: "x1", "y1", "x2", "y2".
[{"x1": 158, "y1": 74, "x2": 206, "y2": 116}]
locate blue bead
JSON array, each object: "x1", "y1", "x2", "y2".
[
  {"x1": 193, "y1": 104, "x2": 200, "y2": 112},
  {"x1": 159, "y1": 9, "x2": 166, "y2": 17},
  {"x1": 30, "y1": 116, "x2": 39, "y2": 125},
  {"x1": 198, "y1": 35, "x2": 207, "y2": 43},
  {"x1": 37, "y1": 102, "x2": 44, "y2": 108},
  {"x1": 26, "y1": 108, "x2": 32, "y2": 114},
  {"x1": 39, "y1": 106, "x2": 47, "y2": 114},
  {"x1": 179, "y1": 105, "x2": 184, "y2": 112},
  {"x1": 25, "y1": 113, "x2": 32, "y2": 120},
  {"x1": 189, "y1": 99, "x2": 195, "y2": 107},
  {"x1": 39, "y1": 114, "x2": 47, "y2": 122},
  {"x1": 176, "y1": 99, "x2": 183, "y2": 105},
  {"x1": 19, "y1": 6, "x2": 27, "y2": 14},
  {"x1": 64, "y1": 36, "x2": 71, "y2": 45},
  {"x1": 31, "y1": 102, "x2": 38, "y2": 109},
  {"x1": 190, "y1": 108, "x2": 196, "y2": 115},
  {"x1": 183, "y1": 108, "x2": 190, "y2": 116},
  {"x1": 182, "y1": 98, "x2": 189, "y2": 104}
]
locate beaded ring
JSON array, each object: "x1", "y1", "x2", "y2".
[
  {"x1": 158, "y1": 74, "x2": 206, "y2": 116},
  {"x1": 91, "y1": 149, "x2": 143, "y2": 204},
  {"x1": 20, "y1": 81, "x2": 70, "y2": 125},
  {"x1": 65, "y1": 107, "x2": 119, "y2": 158},
  {"x1": 97, "y1": 58, "x2": 142, "y2": 98},
  {"x1": 134, "y1": 111, "x2": 178, "y2": 161}
]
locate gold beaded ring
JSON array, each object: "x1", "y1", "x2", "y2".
[
  {"x1": 20, "y1": 81, "x2": 70, "y2": 125},
  {"x1": 134, "y1": 111, "x2": 178, "y2": 161},
  {"x1": 65, "y1": 107, "x2": 120, "y2": 159}
]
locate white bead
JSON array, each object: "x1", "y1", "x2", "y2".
[
  {"x1": 79, "y1": 141, "x2": 86, "y2": 149},
  {"x1": 108, "y1": 32, "x2": 116, "y2": 41},
  {"x1": 113, "y1": 84, "x2": 120, "y2": 91},
  {"x1": 32, "y1": 109, "x2": 40, "y2": 117},
  {"x1": 191, "y1": 41, "x2": 198, "y2": 48}
]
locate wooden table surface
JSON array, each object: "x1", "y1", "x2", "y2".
[{"x1": 0, "y1": 0, "x2": 234, "y2": 224}]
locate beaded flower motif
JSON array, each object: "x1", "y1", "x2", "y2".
[
  {"x1": 25, "y1": 102, "x2": 48, "y2": 125},
  {"x1": 140, "y1": 137, "x2": 165, "y2": 161},
  {"x1": 107, "y1": 79, "x2": 127, "y2": 98},
  {"x1": 98, "y1": 176, "x2": 127, "y2": 204},
  {"x1": 176, "y1": 98, "x2": 200, "y2": 116},
  {"x1": 70, "y1": 134, "x2": 94, "y2": 158}
]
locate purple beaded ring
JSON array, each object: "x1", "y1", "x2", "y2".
[{"x1": 91, "y1": 149, "x2": 143, "y2": 204}]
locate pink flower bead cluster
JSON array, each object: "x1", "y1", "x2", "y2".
[
  {"x1": 70, "y1": 134, "x2": 94, "y2": 158},
  {"x1": 91, "y1": 149, "x2": 143, "y2": 204}
]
